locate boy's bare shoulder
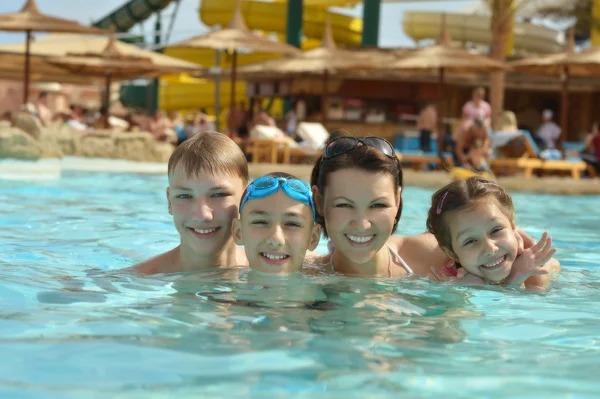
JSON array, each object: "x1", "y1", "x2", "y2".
[{"x1": 123, "y1": 247, "x2": 181, "y2": 275}]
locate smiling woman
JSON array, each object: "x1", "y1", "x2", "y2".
[{"x1": 309, "y1": 136, "x2": 449, "y2": 278}]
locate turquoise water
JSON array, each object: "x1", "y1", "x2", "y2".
[{"x1": 1, "y1": 168, "x2": 600, "y2": 399}]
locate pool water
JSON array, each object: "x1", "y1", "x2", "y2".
[{"x1": 1, "y1": 168, "x2": 600, "y2": 399}]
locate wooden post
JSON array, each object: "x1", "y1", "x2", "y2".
[{"x1": 23, "y1": 30, "x2": 32, "y2": 104}]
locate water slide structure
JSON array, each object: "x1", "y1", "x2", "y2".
[{"x1": 92, "y1": 0, "x2": 566, "y2": 114}]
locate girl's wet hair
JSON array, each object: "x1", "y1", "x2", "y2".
[
  {"x1": 310, "y1": 136, "x2": 403, "y2": 238},
  {"x1": 426, "y1": 176, "x2": 515, "y2": 254}
]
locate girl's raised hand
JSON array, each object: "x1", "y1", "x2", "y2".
[{"x1": 505, "y1": 232, "x2": 555, "y2": 288}]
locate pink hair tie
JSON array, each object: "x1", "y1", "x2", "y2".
[{"x1": 436, "y1": 192, "x2": 448, "y2": 215}]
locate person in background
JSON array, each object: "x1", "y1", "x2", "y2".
[
  {"x1": 417, "y1": 103, "x2": 437, "y2": 152},
  {"x1": 453, "y1": 118, "x2": 491, "y2": 170},
  {"x1": 227, "y1": 101, "x2": 249, "y2": 138},
  {"x1": 253, "y1": 108, "x2": 276, "y2": 128},
  {"x1": 170, "y1": 111, "x2": 184, "y2": 131},
  {"x1": 285, "y1": 100, "x2": 299, "y2": 140},
  {"x1": 536, "y1": 109, "x2": 561, "y2": 150},
  {"x1": 150, "y1": 110, "x2": 168, "y2": 141},
  {"x1": 581, "y1": 122, "x2": 600, "y2": 175},
  {"x1": 462, "y1": 87, "x2": 492, "y2": 127},
  {"x1": 36, "y1": 91, "x2": 53, "y2": 127},
  {"x1": 1, "y1": 111, "x2": 13, "y2": 124}
]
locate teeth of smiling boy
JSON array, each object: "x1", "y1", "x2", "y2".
[
  {"x1": 194, "y1": 228, "x2": 217, "y2": 234},
  {"x1": 482, "y1": 255, "x2": 506, "y2": 268},
  {"x1": 346, "y1": 234, "x2": 374, "y2": 243},
  {"x1": 262, "y1": 253, "x2": 288, "y2": 260}
]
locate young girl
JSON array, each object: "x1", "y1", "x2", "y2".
[{"x1": 426, "y1": 176, "x2": 560, "y2": 288}]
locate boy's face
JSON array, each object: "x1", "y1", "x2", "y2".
[
  {"x1": 232, "y1": 190, "x2": 321, "y2": 274},
  {"x1": 167, "y1": 164, "x2": 246, "y2": 257}
]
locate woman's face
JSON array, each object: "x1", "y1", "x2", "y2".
[{"x1": 315, "y1": 168, "x2": 400, "y2": 265}]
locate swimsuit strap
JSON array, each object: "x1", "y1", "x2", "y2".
[
  {"x1": 386, "y1": 243, "x2": 414, "y2": 276},
  {"x1": 328, "y1": 242, "x2": 412, "y2": 277}
]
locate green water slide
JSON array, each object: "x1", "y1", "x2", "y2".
[
  {"x1": 92, "y1": 0, "x2": 173, "y2": 32},
  {"x1": 92, "y1": 0, "x2": 175, "y2": 111}
]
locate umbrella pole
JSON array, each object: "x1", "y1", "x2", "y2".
[
  {"x1": 23, "y1": 30, "x2": 32, "y2": 105},
  {"x1": 437, "y1": 67, "x2": 445, "y2": 162},
  {"x1": 229, "y1": 50, "x2": 238, "y2": 136},
  {"x1": 559, "y1": 66, "x2": 569, "y2": 150},
  {"x1": 321, "y1": 71, "x2": 328, "y2": 124},
  {"x1": 215, "y1": 50, "x2": 221, "y2": 131},
  {"x1": 104, "y1": 73, "x2": 112, "y2": 114},
  {"x1": 104, "y1": 73, "x2": 112, "y2": 129}
]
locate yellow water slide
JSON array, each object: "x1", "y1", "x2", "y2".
[
  {"x1": 402, "y1": 11, "x2": 564, "y2": 55},
  {"x1": 160, "y1": 0, "x2": 363, "y2": 114}
]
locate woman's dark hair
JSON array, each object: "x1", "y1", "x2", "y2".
[
  {"x1": 426, "y1": 176, "x2": 515, "y2": 255},
  {"x1": 310, "y1": 137, "x2": 403, "y2": 237}
]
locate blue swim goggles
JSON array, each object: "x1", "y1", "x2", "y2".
[{"x1": 239, "y1": 176, "x2": 317, "y2": 221}]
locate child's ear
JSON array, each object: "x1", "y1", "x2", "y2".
[
  {"x1": 231, "y1": 218, "x2": 243, "y2": 245},
  {"x1": 312, "y1": 185, "x2": 324, "y2": 216},
  {"x1": 307, "y1": 223, "x2": 321, "y2": 251},
  {"x1": 166, "y1": 187, "x2": 172, "y2": 215}
]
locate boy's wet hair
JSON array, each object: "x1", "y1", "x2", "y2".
[
  {"x1": 168, "y1": 132, "x2": 249, "y2": 184},
  {"x1": 239, "y1": 172, "x2": 300, "y2": 209},
  {"x1": 310, "y1": 135, "x2": 403, "y2": 238},
  {"x1": 426, "y1": 176, "x2": 515, "y2": 255}
]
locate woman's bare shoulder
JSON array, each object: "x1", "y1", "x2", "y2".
[{"x1": 388, "y1": 233, "x2": 449, "y2": 275}]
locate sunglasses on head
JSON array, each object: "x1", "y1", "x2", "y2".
[{"x1": 322, "y1": 136, "x2": 396, "y2": 160}]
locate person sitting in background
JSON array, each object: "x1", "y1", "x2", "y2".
[
  {"x1": 285, "y1": 100, "x2": 299, "y2": 139},
  {"x1": 1, "y1": 111, "x2": 13, "y2": 125},
  {"x1": 170, "y1": 111, "x2": 183, "y2": 132},
  {"x1": 149, "y1": 110, "x2": 168, "y2": 141},
  {"x1": 253, "y1": 109, "x2": 276, "y2": 128},
  {"x1": 93, "y1": 106, "x2": 112, "y2": 130},
  {"x1": 536, "y1": 109, "x2": 561, "y2": 149},
  {"x1": 581, "y1": 122, "x2": 600, "y2": 175},
  {"x1": 36, "y1": 91, "x2": 53, "y2": 127},
  {"x1": 490, "y1": 110, "x2": 524, "y2": 150},
  {"x1": 453, "y1": 118, "x2": 491, "y2": 171},
  {"x1": 417, "y1": 103, "x2": 437, "y2": 152}
]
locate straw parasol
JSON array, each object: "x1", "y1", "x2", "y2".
[
  {"x1": 45, "y1": 34, "x2": 186, "y2": 114},
  {"x1": 511, "y1": 27, "x2": 600, "y2": 147},
  {"x1": 0, "y1": 0, "x2": 106, "y2": 104},
  {"x1": 388, "y1": 15, "x2": 508, "y2": 157},
  {"x1": 165, "y1": 0, "x2": 301, "y2": 130},
  {"x1": 235, "y1": 19, "x2": 381, "y2": 123}
]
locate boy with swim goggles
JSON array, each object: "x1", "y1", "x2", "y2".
[{"x1": 232, "y1": 173, "x2": 321, "y2": 275}]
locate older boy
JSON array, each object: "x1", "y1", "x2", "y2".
[{"x1": 127, "y1": 132, "x2": 249, "y2": 274}]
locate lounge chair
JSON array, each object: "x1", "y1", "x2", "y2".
[
  {"x1": 393, "y1": 134, "x2": 454, "y2": 170},
  {"x1": 489, "y1": 130, "x2": 587, "y2": 180}
]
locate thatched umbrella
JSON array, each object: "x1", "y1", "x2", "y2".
[
  {"x1": 165, "y1": 0, "x2": 301, "y2": 131},
  {"x1": 235, "y1": 19, "x2": 382, "y2": 123},
  {"x1": 45, "y1": 34, "x2": 185, "y2": 114},
  {"x1": 388, "y1": 15, "x2": 508, "y2": 157},
  {"x1": 0, "y1": 0, "x2": 106, "y2": 103},
  {"x1": 511, "y1": 27, "x2": 600, "y2": 146}
]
